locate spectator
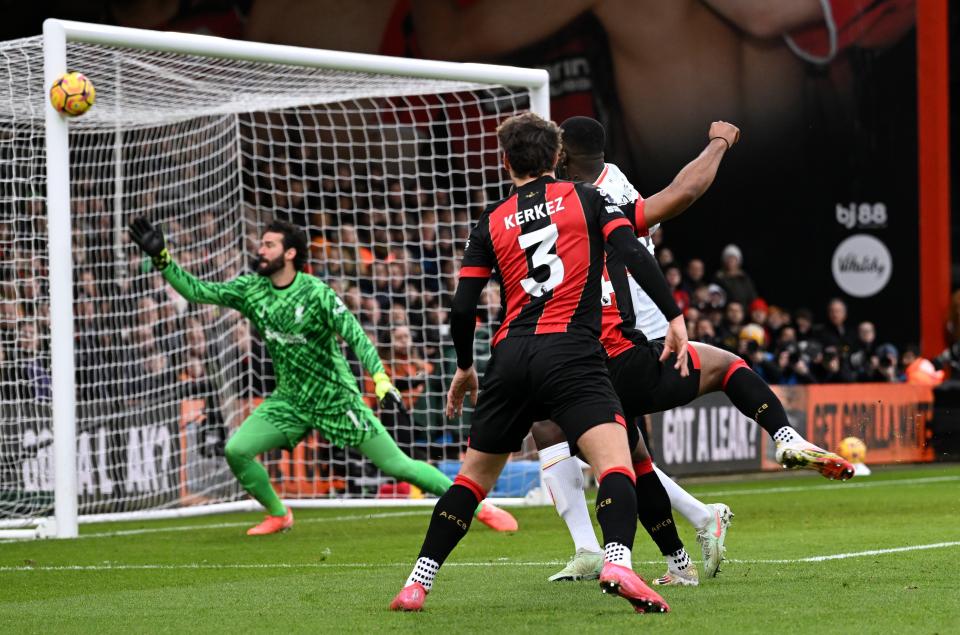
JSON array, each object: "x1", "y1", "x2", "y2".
[
  {"x1": 365, "y1": 325, "x2": 435, "y2": 455},
  {"x1": 663, "y1": 263, "x2": 689, "y2": 312},
  {"x1": 766, "y1": 305, "x2": 790, "y2": 342},
  {"x1": 682, "y1": 258, "x2": 706, "y2": 295},
  {"x1": 848, "y1": 321, "x2": 878, "y2": 380},
  {"x1": 870, "y1": 343, "x2": 900, "y2": 383},
  {"x1": 816, "y1": 298, "x2": 855, "y2": 356},
  {"x1": 713, "y1": 243, "x2": 757, "y2": 307},
  {"x1": 776, "y1": 325, "x2": 798, "y2": 350},
  {"x1": 694, "y1": 317, "x2": 718, "y2": 347},
  {"x1": 15, "y1": 322, "x2": 50, "y2": 402},
  {"x1": 706, "y1": 283, "x2": 727, "y2": 309},
  {"x1": 717, "y1": 301, "x2": 745, "y2": 351},
  {"x1": 773, "y1": 345, "x2": 816, "y2": 385},
  {"x1": 656, "y1": 246, "x2": 675, "y2": 269},
  {"x1": 690, "y1": 283, "x2": 711, "y2": 310},
  {"x1": 815, "y1": 345, "x2": 855, "y2": 383},
  {"x1": 794, "y1": 307, "x2": 816, "y2": 343}
]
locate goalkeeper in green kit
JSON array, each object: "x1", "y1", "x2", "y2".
[{"x1": 129, "y1": 217, "x2": 518, "y2": 535}]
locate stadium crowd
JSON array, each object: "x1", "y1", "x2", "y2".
[{"x1": 1, "y1": 158, "x2": 925, "y2": 422}]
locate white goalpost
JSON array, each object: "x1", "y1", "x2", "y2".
[{"x1": 0, "y1": 19, "x2": 549, "y2": 539}]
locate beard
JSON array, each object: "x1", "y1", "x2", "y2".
[{"x1": 256, "y1": 253, "x2": 285, "y2": 277}]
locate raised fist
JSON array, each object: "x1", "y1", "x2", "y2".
[{"x1": 709, "y1": 121, "x2": 740, "y2": 149}]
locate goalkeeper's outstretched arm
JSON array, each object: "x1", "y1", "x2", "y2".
[
  {"x1": 128, "y1": 217, "x2": 248, "y2": 310},
  {"x1": 317, "y1": 283, "x2": 402, "y2": 409}
]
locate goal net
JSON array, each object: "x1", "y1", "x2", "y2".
[{"x1": 0, "y1": 21, "x2": 548, "y2": 536}]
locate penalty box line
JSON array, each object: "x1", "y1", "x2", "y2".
[{"x1": 2, "y1": 541, "x2": 958, "y2": 572}]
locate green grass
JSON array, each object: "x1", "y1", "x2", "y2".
[{"x1": 2, "y1": 465, "x2": 959, "y2": 634}]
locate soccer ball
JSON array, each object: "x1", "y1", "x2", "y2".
[
  {"x1": 49, "y1": 72, "x2": 96, "y2": 116},
  {"x1": 838, "y1": 436, "x2": 867, "y2": 464}
]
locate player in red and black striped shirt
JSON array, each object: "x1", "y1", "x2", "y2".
[{"x1": 391, "y1": 113, "x2": 686, "y2": 614}]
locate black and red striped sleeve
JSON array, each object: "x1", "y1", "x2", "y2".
[
  {"x1": 459, "y1": 211, "x2": 495, "y2": 280},
  {"x1": 579, "y1": 183, "x2": 633, "y2": 240},
  {"x1": 620, "y1": 196, "x2": 649, "y2": 237}
]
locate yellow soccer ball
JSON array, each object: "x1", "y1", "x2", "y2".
[
  {"x1": 838, "y1": 436, "x2": 867, "y2": 464},
  {"x1": 49, "y1": 71, "x2": 96, "y2": 117}
]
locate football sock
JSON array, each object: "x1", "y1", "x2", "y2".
[
  {"x1": 539, "y1": 442, "x2": 602, "y2": 553},
  {"x1": 223, "y1": 416, "x2": 290, "y2": 517},
  {"x1": 723, "y1": 362, "x2": 794, "y2": 439},
  {"x1": 360, "y1": 431, "x2": 492, "y2": 517},
  {"x1": 595, "y1": 469, "x2": 638, "y2": 569},
  {"x1": 605, "y1": 541, "x2": 632, "y2": 568},
  {"x1": 633, "y1": 459, "x2": 684, "y2": 556},
  {"x1": 405, "y1": 557, "x2": 440, "y2": 592},
  {"x1": 773, "y1": 425, "x2": 805, "y2": 445},
  {"x1": 654, "y1": 466, "x2": 712, "y2": 529},
  {"x1": 408, "y1": 477, "x2": 484, "y2": 587},
  {"x1": 667, "y1": 547, "x2": 693, "y2": 575},
  {"x1": 359, "y1": 430, "x2": 456, "y2": 496}
]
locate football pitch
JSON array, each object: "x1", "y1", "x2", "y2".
[{"x1": 1, "y1": 464, "x2": 958, "y2": 634}]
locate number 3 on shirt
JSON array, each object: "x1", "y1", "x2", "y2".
[{"x1": 518, "y1": 224, "x2": 565, "y2": 297}]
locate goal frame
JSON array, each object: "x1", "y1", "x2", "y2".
[{"x1": 27, "y1": 18, "x2": 550, "y2": 539}]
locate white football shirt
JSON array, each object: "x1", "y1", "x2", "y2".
[{"x1": 593, "y1": 162, "x2": 668, "y2": 340}]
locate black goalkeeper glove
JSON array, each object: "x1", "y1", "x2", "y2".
[{"x1": 128, "y1": 217, "x2": 171, "y2": 270}]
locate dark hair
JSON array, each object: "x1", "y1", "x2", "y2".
[
  {"x1": 559, "y1": 116, "x2": 605, "y2": 156},
  {"x1": 496, "y1": 112, "x2": 561, "y2": 178},
  {"x1": 265, "y1": 219, "x2": 308, "y2": 271}
]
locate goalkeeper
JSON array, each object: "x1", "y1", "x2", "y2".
[{"x1": 129, "y1": 217, "x2": 517, "y2": 535}]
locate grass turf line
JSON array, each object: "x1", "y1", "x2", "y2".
[{"x1": 0, "y1": 465, "x2": 958, "y2": 634}]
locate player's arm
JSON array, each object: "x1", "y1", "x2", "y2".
[
  {"x1": 317, "y1": 284, "x2": 402, "y2": 409},
  {"x1": 128, "y1": 217, "x2": 247, "y2": 309},
  {"x1": 411, "y1": 0, "x2": 596, "y2": 61},
  {"x1": 640, "y1": 121, "x2": 740, "y2": 229},
  {"x1": 605, "y1": 226, "x2": 680, "y2": 325},
  {"x1": 445, "y1": 214, "x2": 495, "y2": 417},
  {"x1": 592, "y1": 190, "x2": 689, "y2": 375},
  {"x1": 607, "y1": 225, "x2": 690, "y2": 375}
]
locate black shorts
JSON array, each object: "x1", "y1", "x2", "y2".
[
  {"x1": 469, "y1": 333, "x2": 625, "y2": 454},
  {"x1": 606, "y1": 340, "x2": 702, "y2": 419}
]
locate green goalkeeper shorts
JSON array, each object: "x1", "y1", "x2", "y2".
[{"x1": 246, "y1": 393, "x2": 386, "y2": 449}]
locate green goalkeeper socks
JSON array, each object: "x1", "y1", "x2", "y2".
[
  {"x1": 225, "y1": 421, "x2": 488, "y2": 519},
  {"x1": 360, "y1": 431, "x2": 487, "y2": 516},
  {"x1": 224, "y1": 418, "x2": 289, "y2": 517}
]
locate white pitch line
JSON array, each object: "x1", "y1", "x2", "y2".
[
  {"x1": 729, "y1": 541, "x2": 960, "y2": 564},
  {"x1": 79, "y1": 510, "x2": 432, "y2": 539},
  {"x1": 1, "y1": 474, "x2": 954, "y2": 544},
  {"x1": 0, "y1": 510, "x2": 433, "y2": 544},
  {"x1": 688, "y1": 475, "x2": 960, "y2": 497},
  {"x1": 3, "y1": 541, "x2": 958, "y2": 573}
]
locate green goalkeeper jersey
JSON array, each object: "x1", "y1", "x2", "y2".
[{"x1": 162, "y1": 261, "x2": 385, "y2": 414}]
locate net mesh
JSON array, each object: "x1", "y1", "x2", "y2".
[{"x1": 0, "y1": 35, "x2": 539, "y2": 525}]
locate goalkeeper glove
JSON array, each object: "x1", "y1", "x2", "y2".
[
  {"x1": 128, "y1": 217, "x2": 171, "y2": 270},
  {"x1": 373, "y1": 371, "x2": 405, "y2": 412}
]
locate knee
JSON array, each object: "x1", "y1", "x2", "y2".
[
  {"x1": 700, "y1": 346, "x2": 742, "y2": 392},
  {"x1": 630, "y1": 440, "x2": 651, "y2": 462},
  {"x1": 531, "y1": 420, "x2": 567, "y2": 450},
  {"x1": 223, "y1": 436, "x2": 250, "y2": 467}
]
